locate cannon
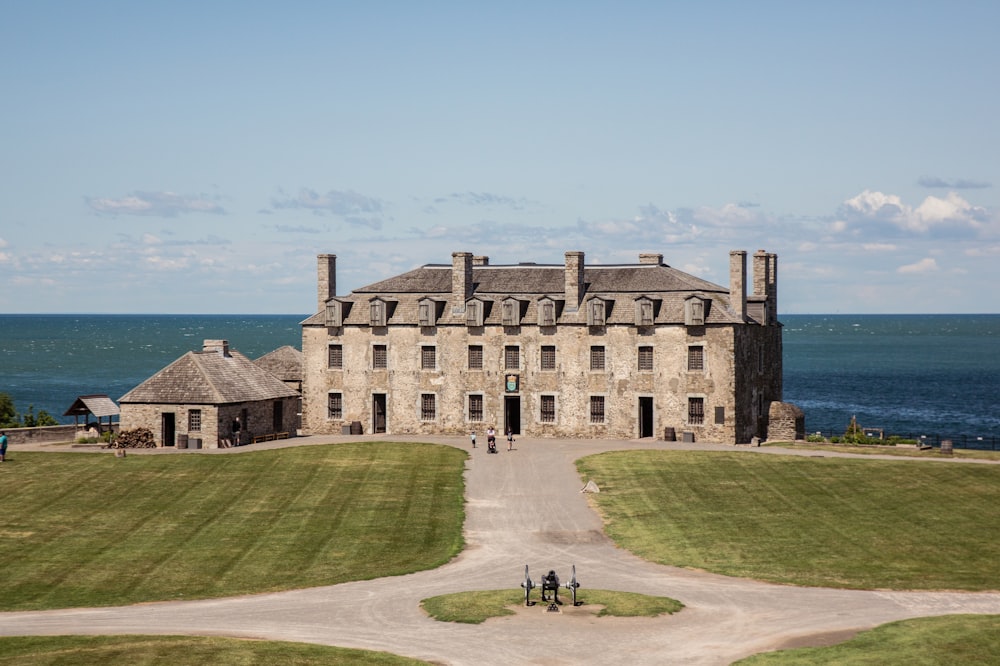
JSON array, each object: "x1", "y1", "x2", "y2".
[
  {"x1": 520, "y1": 564, "x2": 536, "y2": 606},
  {"x1": 563, "y1": 564, "x2": 581, "y2": 606}
]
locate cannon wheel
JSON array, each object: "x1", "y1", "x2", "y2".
[{"x1": 521, "y1": 564, "x2": 533, "y2": 606}]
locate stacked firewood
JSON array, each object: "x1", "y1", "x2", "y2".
[{"x1": 109, "y1": 427, "x2": 157, "y2": 449}]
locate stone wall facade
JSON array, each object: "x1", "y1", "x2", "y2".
[
  {"x1": 121, "y1": 397, "x2": 298, "y2": 448},
  {"x1": 766, "y1": 401, "x2": 805, "y2": 442}
]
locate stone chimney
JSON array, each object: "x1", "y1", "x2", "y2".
[
  {"x1": 203, "y1": 339, "x2": 231, "y2": 357},
  {"x1": 753, "y1": 250, "x2": 778, "y2": 324},
  {"x1": 639, "y1": 253, "x2": 663, "y2": 265},
  {"x1": 473, "y1": 255, "x2": 490, "y2": 266},
  {"x1": 452, "y1": 252, "x2": 474, "y2": 311},
  {"x1": 729, "y1": 250, "x2": 747, "y2": 322},
  {"x1": 317, "y1": 254, "x2": 337, "y2": 313},
  {"x1": 564, "y1": 251, "x2": 585, "y2": 311}
]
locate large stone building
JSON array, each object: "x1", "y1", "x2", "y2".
[{"x1": 301, "y1": 250, "x2": 782, "y2": 444}]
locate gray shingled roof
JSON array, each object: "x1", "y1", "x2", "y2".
[
  {"x1": 63, "y1": 394, "x2": 120, "y2": 418},
  {"x1": 253, "y1": 345, "x2": 303, "y2": 382},
  {"x1": 120, "y1": 348, "x2": 300, "y2": 405},
  {"x1": 303, "y1": 259, "x2": 746, "y2": 326}
]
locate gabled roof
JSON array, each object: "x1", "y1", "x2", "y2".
[
  {"x1": 253, "y1": 345, "x2": 303, "y2": 382},
  {"x1": 120, "y1": 347, "x2": 300, "y2": 405},
  {"x1": 64, "y1": 394, "x2": 120, "y2": 418}
]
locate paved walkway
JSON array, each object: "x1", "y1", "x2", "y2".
[{"x1": 3, "y1": 435, "x2": 1000, "y2": 665}]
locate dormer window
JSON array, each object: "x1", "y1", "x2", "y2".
[
  {"x1": 466, "y1": 299, "x2": 484, "y2": 327},
  {"x1": 501, "y1": 298, "x2": 521, "y2": 327},
  {"x1": 325, "y1": 301, "x2": 343, "y2": 327},
  {"x1": 418, "y1": 299, "x2": 437, "y2": 327},
  {"x1": 587, "y1": 298, "x2": 606, "y2": 327},
  {"x1": 635, "y1": 297, "x2": 654, "y2": 327},
  {"x1": 370, "y1": 299, "x2": 387, "y2": 327},
  {"x1": 685, "y1": 297, "x2": 706, "y2": 326},
  {"x1": 539, "y1": 298, "x2": 556, "y2": 327}
]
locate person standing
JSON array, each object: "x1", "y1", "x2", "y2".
[
  {"x1": 486, "y1": 426, "x2": 496, "y2": 449},
  {"x1": 0, "y1": 431, "x2": 8, "y2": 462},
  {"x1": 506, "y1": 428, "x2": 514, "y2": 451},
  {"x1": 470, "y1": 431, "x2": 477, "y2": 448}
]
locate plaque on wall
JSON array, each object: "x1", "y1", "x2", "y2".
[{"x1": 505, "y1": 374, "x2": 520, "y2": 392}]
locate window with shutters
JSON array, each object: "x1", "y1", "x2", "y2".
[
  {"x1": 418, "y1": 300, "x2": 435, "y2": 327},
  {"x1": 539, "y1": 299, "x2": 556, "y2": 326},
  {"x1": 466, "y1": 300, "x2": 483, "y2": 327},
  {"x1": 502, "y1": 299, "x2": 520, "y2": 326},
  {"x1": 688, "y1": 345, "x2": 704, "y2": 371},
  {"x1": 636, "y1": 298, "x2": 654, "y2": 326},
  {"x1": 370, "y1": 300, "x2": 386, "y2": 327},
  {"x1": 325, "y1": 302, "x2": 342, "y2": 327},
  {"x1": 589, "y1": 396, "x2": 605, "y2": 424},
  {"x1": 540, "y1": 395, "x2": 556, "y2": 423},
  {"x1": 590, "y1": 345, "x2": 605, "y2": 371},
  {"x1": 685, "y1": 297, "x2": 705, "y2": 326},
  {"x1": 587, "y1": 299, "x2": 606, "y2": 326},
  {"x1": 328, "y1": 344, "x2": 343, "y2": 369}
]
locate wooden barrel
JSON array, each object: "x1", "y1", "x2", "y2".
[{"x1": 663, "y1": 427, "x2": 676, "y2": 441}]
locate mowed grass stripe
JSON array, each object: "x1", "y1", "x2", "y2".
[
  {"x1": 576, "y1": 450, "x2": 1000, "y2": 590},
  {"x1": 0, "y1": 443, "x2": 466, "y2": 611}
]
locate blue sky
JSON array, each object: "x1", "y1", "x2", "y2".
[{"x1": 2, "y1": 1, "x2": 998, "y2": 314}]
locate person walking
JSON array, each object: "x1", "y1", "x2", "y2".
[
  {"x1": 0, "y1": 431, "x2": 8, "y2": 463},
  {"x1": 470, "y1": 431, "x2": 477, "y2": 448},
  {"x1": 506, "y1": 428, "x2": 514, "y2": 451},
  {"x1": 486, "y1": 426, "x2": 496, "y2": 449}
]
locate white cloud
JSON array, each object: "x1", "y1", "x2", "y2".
[
  {"x1": 862, "y1": 242, "x2": 896, "y2": 251},
  {"x1": 836, "y1": 189, "x2": 988, "y2": 235},
  {"x1": 897, "y1": 257, "x2": 938, "y2": 274},
  {"x1": 87, "y1": 191, "x2": 226, "y2": 217}
]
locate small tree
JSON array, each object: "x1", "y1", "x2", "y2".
[{"x1": 0, "y1": 393, "x2": 17, "y2": 427}]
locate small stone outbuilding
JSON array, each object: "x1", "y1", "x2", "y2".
[{"x1": 119, "y1": 340, "x2": 300, "y2": 448}]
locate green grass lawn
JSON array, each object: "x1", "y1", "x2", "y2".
[
  {"x1": 420, "y1": 589, "x2": 684, "y2": 623},
  {"x1": 0, "y1": 635, "x2": 429, "y2": 665},
  {"x1": 0, "y1": 443, "x2": 466, "y2": 611},
  {"x1": 576, "y1": 450, "x2": 1000, "y2": 590},
  {"x1": 734, "y1": 614, "x2": 1000, "y2": 665}
]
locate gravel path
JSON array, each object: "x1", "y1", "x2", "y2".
[{"x1": 3, "y1": 435, "x2": 1000, "y2": 665}]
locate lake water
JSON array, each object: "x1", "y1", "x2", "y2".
[{"x1": 1, "y1": 313, "x2": 997, "y2": 444}]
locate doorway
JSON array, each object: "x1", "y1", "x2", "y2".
[
  {"x1": 638, "y1": 397, "x2": 654, "y2": 438},
  {"x1": 373, "y1": 393, "x2": 387, "y2": 434},
  {"x1": 504, "y1": 396, "x2": 521, "y2": 435},
  {"x1": 161, "y1": 412, "x2": 176, "y2": 447}
]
